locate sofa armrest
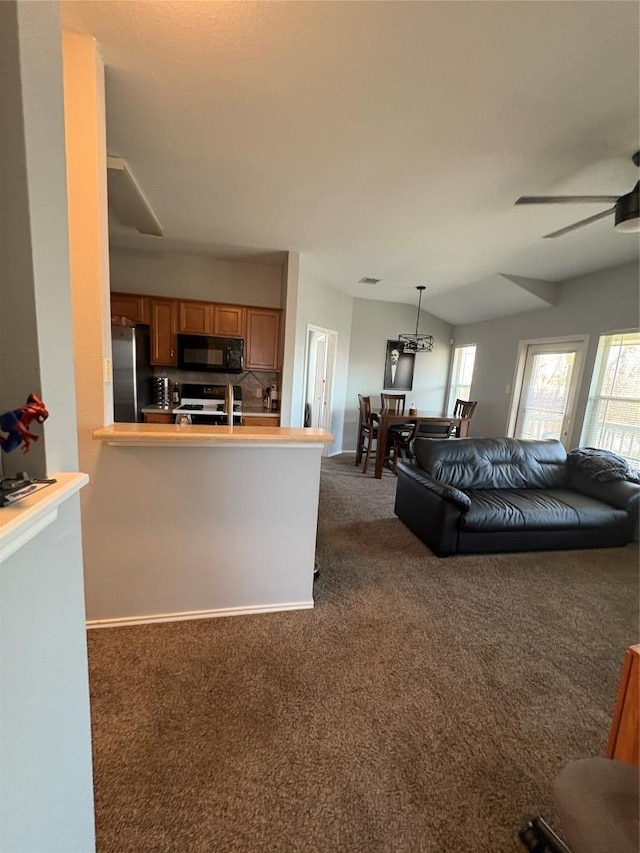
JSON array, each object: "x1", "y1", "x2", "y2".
[
  {"x1": 396, "y1": 462, "x2": 471, "y2": 511},
  {"x1": 568, "y1": 469, "x2": 640, "y2": 513}
]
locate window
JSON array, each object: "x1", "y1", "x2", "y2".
[
  {"x1": 447, "y1": 345, "x2": 476, "y2": 413},
  {"x1": 581, "y1": 331, "x2": 640, "y2": 467}
]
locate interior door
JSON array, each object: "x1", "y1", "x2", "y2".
[
  {"x1": 513, "y1": 341, "x2": 585, "y2": 447},
  {"x1": 303, "y1": 325, "x2": 337, "y2": 455},
  {"x1": 312, "y1": 334, "x2": 327, "y2": 429}
]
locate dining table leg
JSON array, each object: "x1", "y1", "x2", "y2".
[{"x1": 375, "y1": 418, "x2": 389, "y2": 479}]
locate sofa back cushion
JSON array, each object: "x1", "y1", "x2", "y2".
[{"x1": 413, "y1": 437, "x2": 568, "y2": 490}]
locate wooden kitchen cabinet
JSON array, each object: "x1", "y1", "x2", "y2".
[
  {"x1": 111, "y1": 292, "x2": 150, "y2": 324},
  {"x1": 213, "y1": 304, "x2": 245, "y2": 337},
  {"x1": 144, "y1": 412, "x2": 173, "y2": 424},
  {"x1": 150, "y1": 298, "x2": 178, "y2": 365},
  {"x1": 243, "y1": 415, "x2": 280, "y2": 426},
  {"x1": 178, "y1": 300, "x2": 212, "y2": 335},
  {"x1": 246, "y1": 308, "x2": 281, "y2": 371}
]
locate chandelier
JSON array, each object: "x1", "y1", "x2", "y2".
[{"x1": 398, "y1": 286, "x2": 434, "y2": 353}]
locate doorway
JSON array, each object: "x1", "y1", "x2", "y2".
[
  {"x1": 509, "y1": 337, "x2": 587, "y2": 448},
  {"x1": 303, "y1": 325, "x2": 337, "y2": 455}
]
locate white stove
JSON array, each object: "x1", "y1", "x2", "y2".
[{"x1": 173, "y1": 383, "x2": 243, "y2": 425}]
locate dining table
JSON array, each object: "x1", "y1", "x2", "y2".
[{"x1": 370, "y1": 411, "x2": 470, "y2": 479}]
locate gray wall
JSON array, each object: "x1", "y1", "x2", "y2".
[
  {"x1": 0, "y1": 3, "x2": 95, "y2": 850},
  {"x1": 344, "y1": 299, "x2": 453, "y2": 451},
  {"x1": 454, "y1": 261, "x2": 640, "y2": 446},
  {"x1": 285, "y1": 260, "x2": 353, "y2": 453},
  {"x1": 110, "y1": 247, "x2": 283, "y2": 308}
]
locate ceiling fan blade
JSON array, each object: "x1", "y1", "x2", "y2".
[
  {"x1": 543, "y1": 207, "x2": 616, "y2": 239},
  {"x1": 516, "y1": 195, "x2": 620, "y2": 205}
]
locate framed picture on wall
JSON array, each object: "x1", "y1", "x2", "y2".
[{"x1": 383, "y1": 340, "x2": 415, "y2": 391}]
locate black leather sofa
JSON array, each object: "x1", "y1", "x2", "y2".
[{"x1": 394, "y1": 437, "x2": 640, "y2": 557}]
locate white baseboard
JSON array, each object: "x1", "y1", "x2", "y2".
[{"x1": 86, "y1": 599, "x2": 314, "y2": 630}]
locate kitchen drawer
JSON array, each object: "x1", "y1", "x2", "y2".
[
  {"x1": 144, "y1": 412, "x2": 174, "y2": 424},
  {"x1": 243, "y1": 416, "x2": 280, "y2": 427}
]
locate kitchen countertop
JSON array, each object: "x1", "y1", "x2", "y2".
[
  {"x1": 141, "y1": 405, "x2": 279, "y2": 417},
  {"x1": 141, "y1": 404, "x2": 175, "y2": 413},
  {"x1": 94, "y1": 424, "x2": 332, "y2": 446}
]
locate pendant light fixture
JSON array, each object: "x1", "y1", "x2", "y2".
[{"x1": 398, "y1": 286, "x2": 434, "y2": 353}]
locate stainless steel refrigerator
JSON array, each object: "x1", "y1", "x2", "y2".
[{"x1": 112, "y1": 325, "x2": 152, "y2": 422}]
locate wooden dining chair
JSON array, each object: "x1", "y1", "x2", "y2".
[
  {"x1": 356, "y1": 394, "x2": 377, "y2": 466},
  {"x1": 357, "y1": 394, "x2": 397, "y2": 475},
  {"x1": 452, "y1": 399, "x2": 477, "y2": 436},
  {"x1": 381, "y1": 393, "x2": 406, "y2": 415},
  {"x1": 396, "y1": 418, "x2": 456, "y2": 466},
  {"x1": 381, "y1": 394, "x2": 418, "y2": 472}
]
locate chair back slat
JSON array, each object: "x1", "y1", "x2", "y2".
[
  {"x1": 453, "y1": 398, "x2": 478, "y2": 419},
  {"x1": 381, "y1": 393, "x2": 406, "y2": 415},
  {"x1": 413, "y1": 419, "x2": 456, "y2": 440},
  {"x1": 358, "y1": 394, "x2": 373, "y2": 423}
]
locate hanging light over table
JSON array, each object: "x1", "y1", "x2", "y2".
[{"x1": 398, "y1": 286, "x2": 434, "y2": 352}]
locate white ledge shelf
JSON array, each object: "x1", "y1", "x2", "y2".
[
  {"x1": 0, "y1": 472, "x2": 89, "y2": 564},
  {"x1": 93, "y1": 424, "x2": 333, "y2": 447}
]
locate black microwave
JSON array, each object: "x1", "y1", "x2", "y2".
[{"x1": 177, "y1": 334, "x2": 244, "y2": 373}]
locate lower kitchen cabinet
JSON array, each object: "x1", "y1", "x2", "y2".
[
  {"x1": 246, "y1": 308, "x2": 281, "y2": 371},
  {"x1": 144, "y1": 412, "x2": 174, "y2": 424},
  {"x1": 243, "y1": 415, "x2": 280, "y2": 426},
  {"x1": 150, "y1": 298, "x2": 178, "y2": 365}
]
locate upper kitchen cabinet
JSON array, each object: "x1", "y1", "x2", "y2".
[
  {"x1": 213, "y1": 304, "x2": 245, "y2": 338},
  {"x1": 150, "y1": 298, "x2": 178, "y2": 365},
  {"x1": 111, "y1": 292, "x2": 150, "y2": 324},
  {"x1": 246, "y1": 308, "x2": 281, "y2": 371},
  {"x1": 178, "y1": 300, "x2": 212, "y2": 335}
]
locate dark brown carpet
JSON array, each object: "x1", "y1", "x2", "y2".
[{"x1": 88, "y1": 453, "x2": 639, "y2": 853}]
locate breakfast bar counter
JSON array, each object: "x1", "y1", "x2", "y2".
[
  {"x1": 94, "y1": 424, "x2": 331, "y2": 446},
  {"x1": 84, "y1": 424, "x2": 333, "y2": 629}
]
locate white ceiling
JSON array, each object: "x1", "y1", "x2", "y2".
[{"x1": 61, "y1": 1, "x2": 640, "y2": 323}]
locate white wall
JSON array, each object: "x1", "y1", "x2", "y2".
[
  {"x1": 343, "y1": 299, "x2": 453, "y2": 451},
  {"x1": 1, "y1": 499, "x2": 95, "y2": 852},
  {"x1": 84, "y1": 443, "x2": 321, "y2": 623},
  {"x1": 0, "y1": 3, "x2": 95, "y2": 850},
  {"x1": 454, "y1": 261, "x2": 640, "y2": 445},
  {"x1": 110, "y1": 248, "x2": 283, "y2": 308},
  {"x1": 284, "y1": 259, "x2": 353, "y2": 454}
]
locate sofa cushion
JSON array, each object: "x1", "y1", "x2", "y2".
[
  {"x1": 459, "y1": 489, "x2": 629, "y2": 532},
  {"x1": 413, "y1": 437, "x2": 568, "y2": 490}
]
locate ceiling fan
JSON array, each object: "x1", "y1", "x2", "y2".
[{"x1": 515, "y1": 151, "x2": 640, "y2": 238}]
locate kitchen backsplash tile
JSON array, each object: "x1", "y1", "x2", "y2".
[{"x1": 155, "y1": 368, "x2": 279, "y2": 412}]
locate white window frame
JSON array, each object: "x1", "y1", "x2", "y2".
[
  {"x1": 580, "y1": 329, "x2": 640, "y2": 467},
  {"x1": 446, "y1": 344, "x2": 476, "y2": 415}
]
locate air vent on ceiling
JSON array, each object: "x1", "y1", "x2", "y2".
[{"x1": 358, "y1": 277, "x2": 381, "y2": 285}]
